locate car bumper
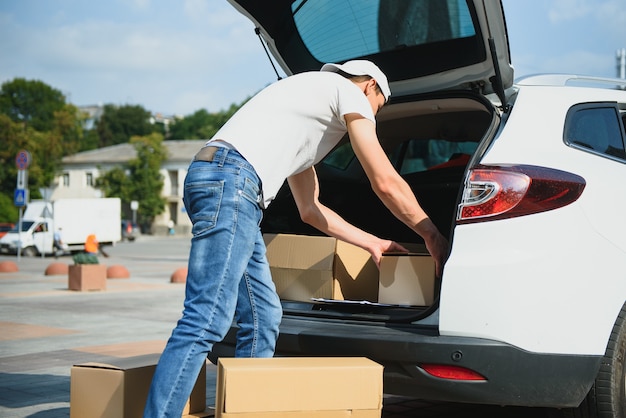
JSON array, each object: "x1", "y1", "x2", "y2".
[{"x1": 213, "y1": 315, "x2": 600, "y2": 408}]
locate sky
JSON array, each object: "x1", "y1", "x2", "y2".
[{"x1": 1, "y1": 0, "x2": 625, "y2": 117}]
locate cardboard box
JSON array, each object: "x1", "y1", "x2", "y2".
[
  {"x1": 215, "y1": 357, "x2": 382, "y2": 417},
  {"x1": 184, "y1": 408, "x2": 215, "y2": 417},
  {"x1": 70, "y1": 353, "x2": 206, "y2": 418},
  {"x1": 68, "y1": 264, "x2": 107, "y2": 291},
  {"x1": 379, "y1": 253, "x2": 436, "y2": 306},
  {"x1": 263, "y1": 234, "x2": 378, "y2": 302}
]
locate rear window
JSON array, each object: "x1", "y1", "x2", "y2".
[
  {"x1": 292, "y1": 0, "x2": 476, "y2": 63},
  {"x1": 322, "y1": 138, "x2": 477, "y2": 174}
]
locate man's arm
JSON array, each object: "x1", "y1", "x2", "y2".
[
  {"x1": 345, "y1": 113, "x2": 449, "y2": 276},
  {"x1": 287, "y1": 167, "x2": 407, "y2": 266}
]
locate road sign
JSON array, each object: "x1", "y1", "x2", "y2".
[
  {"x1": 17, "y1": 169, "x2": 27, "y2": 189},
  {"x1": 15, "y1": 150, "x2": 31, "y2": 170},
  {"x1": 14, "y1": 189, "x2": 27, "y2": 207}
]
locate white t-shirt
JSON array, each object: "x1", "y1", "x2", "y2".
[{"x1": 209, "y1": 71, "x2": 376, "y2": 208}]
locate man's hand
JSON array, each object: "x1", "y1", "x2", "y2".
[
  {"x1": 426, "y1": 233, "x2": 448, "y2": 278},
  {"x1": 369, "y1": 239, "x2": 408, "y2": 267},
  {"x1": 416, "y1": 219, "x2": 449, "y2": 278}
]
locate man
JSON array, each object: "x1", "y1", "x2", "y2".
[
  {"x1": 85, "y1": 233, "x2": 109, "y2": 258},
  {"x1": 144, "y1": 60, "x2": 448, "y2": 417},
  {"x1": 84, "y1": 233, "x2": 99, "y2": 254},
  {"x1": 53, "y1": 227, "x2": 64, "y2": 258}
]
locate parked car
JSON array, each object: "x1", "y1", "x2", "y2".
[
  {"x1": 0, "y1": 223, "x2": 15, "y2": 239},
  {"x1": 121, "y1": 220, "x2": 138, "y2": 242},
  {"x1": 217, "y1": 1, "x2": 626, "y2": 416}
]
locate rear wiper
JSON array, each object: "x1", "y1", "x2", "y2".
[{"x1": 292, "y1": 0, "x2": 309, "y2": 16}]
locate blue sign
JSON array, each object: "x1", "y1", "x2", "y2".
[{"x1": 14, "y1": 189, "x2": 26, "y2": 207}]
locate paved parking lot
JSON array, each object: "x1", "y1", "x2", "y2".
[{"x1": 0, "y1": 236, "x2": 557, "y2": 417}]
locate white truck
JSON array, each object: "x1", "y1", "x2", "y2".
[{"x1": 0, "y1": 197, "x2": 122, "y2": 257}]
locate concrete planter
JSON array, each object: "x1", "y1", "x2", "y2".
[{"x1": 68, "y1": 264, "x2": 107, "y2": 291}]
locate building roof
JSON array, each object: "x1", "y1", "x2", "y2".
[{"x1": 62, "y1": 140, "x2": 206, "y2": 164}]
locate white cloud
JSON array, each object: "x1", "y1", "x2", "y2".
[
  {"x1": 548, "y1": 0, "x2": 594, "y2": 22},
  {"x1": 133, "y1": 0, "x2": 151, "y2": 9},
  {"x1": 548, "y1": 0, "x2": 626, "y2": 38},
  {"x1": 594, "y1": 1, "x2": 626, "y2": 38},
  {"x1": 546, "y1": 50, "x2": 613, "y2": 77},
  {"x1": 0, "y1": 1, "x2": 277, "y2": 114},
  {"x1": 183, "y1": 0, "x2": 209, "y2": 21}
]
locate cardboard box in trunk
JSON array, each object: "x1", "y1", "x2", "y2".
[
  {"x1": 70, "y1": 353, "x2": 206, "y2": 418},
  {"x1": 379, "y1": 253, "x2": 436, "y2": 306},
  {"x1": 68, "y1": 264, "x2": 107, "y2": 291},
  {"x1": 215, "y1": 357, "x2": 383, "y2": 418},
  {"x1": 264, "y1": 234, "x2": 378, "y2": 302}
]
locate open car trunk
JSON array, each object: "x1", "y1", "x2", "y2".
[
  {"x1": 224, "y1": 0, "x2": 511, "y2": 325},
  {"x1": 260, "y1": 91, "x2": 497, "y2": 322}
]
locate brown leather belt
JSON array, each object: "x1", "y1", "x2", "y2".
[{"x1": 193, "y1": 146, "x2": 220, "y2": 162}]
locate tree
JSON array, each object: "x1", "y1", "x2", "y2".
[
  {"x1": 94, "y1": 166, "x2": 132, "y2": 202},
  {"x1": 96, "y1": 132, "x2": 167, "y2": 232},
  {"x1": 0, "y1": 78, "x2": 66, "y2": 131},
  {"x1": 168, "y1": 102, "x2": 244, "y2": 140},
  {"x1": 80, "y1": 127, "x2": 100, "y2": 152},
  {"x1": 0, "y1": 115, "x2": 31, "y2": 222},
  {"x1": 0, "y1": 193, "x2": 18, "y2": 222},
  {"x1": 127, "y1": 133, "x2": 168, "y2": 230},
  {"x1": 95, "y1": 104, "x2": 158, "y2": 148},
  {"x1": 0, "y1": 79, "x2": 84, "y2": 219}
]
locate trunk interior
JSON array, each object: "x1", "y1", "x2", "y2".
[{"x1": 261, "y1": 92, "x2": 496, "y2": 322}]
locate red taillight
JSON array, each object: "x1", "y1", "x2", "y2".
[
  {"x1": 421, "y1": 364, "x2": 486, "y2": 381},
  {"x1": 457, "y1": 164, "x2": 586, "y2": 223}
]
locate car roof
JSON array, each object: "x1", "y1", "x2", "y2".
[{"x1": 227, "y1": 0, "x2": 513, "y2": 99}]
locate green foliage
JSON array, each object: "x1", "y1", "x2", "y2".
[
  {"x1": 0, "y1": 78, "x2": 66, "y2": 131},
  {"x1": 0, "y1": 114, "x2": 29, "y2": 196},
  {"x1": 97, "y1": 133, "x2": 167, "y2": 229},
  {"x1": 127, "y1": 133, "x2": 168, "y2": 224},
  {"x1": 96, "y1": 104, "x2": 158, "y2": 147},
  {"x1": 0, "y1": 76, "x2": 246, "y2": 227},
  {"x1": 80, "y1": 126, "x2": 101, "y2": 152},
  {"x1": 0, "y1": 193, "x2": 18, "y2": 222},
  {"x1": 0, "y1": 80, "x2": 84, "y2": 215},
  {"x1": 168, "y1": 101, "x2": 244, "y2": 140},
  {"x1": 72, "y1": 252, "x2": 99, "y2": 264},
  {"x1": 95, "y1": 166, "x2": 132, "y2": 202}
]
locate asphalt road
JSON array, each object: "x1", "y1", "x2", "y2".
[{"x1": 0, "y1": 235, "x2": 565, "y2": 417}]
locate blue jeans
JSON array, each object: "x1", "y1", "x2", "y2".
[{"x1": 144, "y1": 148, "x2": 282, "y2": 418}]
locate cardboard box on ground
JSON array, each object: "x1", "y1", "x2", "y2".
[
  {"x1": 70, "y1": 353, "x2": 209, "y2": 418},
  {"x1": 263, "y1": 233, "x2": 436, "y2": 306},
  {"x1": 215, "y1": 357, "x2": 383, "y2": 418}
]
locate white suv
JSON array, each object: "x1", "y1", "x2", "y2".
[{"x1": 219, "y1": 1, "x2": 626, "y2": 416}]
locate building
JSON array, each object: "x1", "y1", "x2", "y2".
[{"x1": 55, "y1": 139, "x2": 205, "y2": 235}]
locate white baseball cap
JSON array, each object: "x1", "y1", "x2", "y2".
[{"x1": 321, "y1": 60, "x2": 391, "y2": 102}]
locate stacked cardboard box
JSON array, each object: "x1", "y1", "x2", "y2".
[
  {"x1": 264, "y1": 234, "x2": 436, "y2": 306},
  {"x1": 263, "y1": 234, "x2": 378, "y2": 302},
  {"x1": 215, "y1": 357, "x2": 383, "y2": 417},
  {"x1": 70, "y1": 353, "x2": 207, "y2": 417},
  {"x1": 379, "y1": 253, "x2": 436, "y2": 306}
]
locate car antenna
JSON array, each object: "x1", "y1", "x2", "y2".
[{"x1": 255, "y1": 27, "x2": 282, "y2": 81}]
